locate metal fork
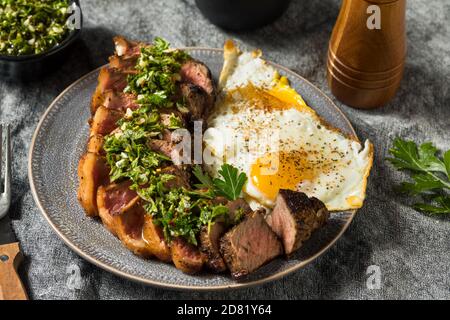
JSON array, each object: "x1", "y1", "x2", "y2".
[
  {"x1": 0, "y1": 124, "x2": 11, "y2": 220},
  {"x1": 0, "y1": 124, "x2": 27, "y2": 300}
]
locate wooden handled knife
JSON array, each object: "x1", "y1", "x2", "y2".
[{"x1": 0, "y1": 216, "x2": 28, "y2": 300}]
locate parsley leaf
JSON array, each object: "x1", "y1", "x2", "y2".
[
  {"x1": 193, "y1": 164, "x2": 248, "y2": 201},
  {"x1": 388, "y1": 139, "x2": 447, "y2": 175},
  {"x1": 214, "y1": 164, "x2": 248, "y2": 201},
  {"x1": 414, "y1": 195, "x2": 450, "y2": 215},
  {"x1": 192, "y1": 165, "x2": 215, "y2": 190},
  {"x1": 387, "y1": 138, "x2": 450, "y2": 215},
  {"x1": 444, "y1": 150, "x2": 450, "y2": 177}
]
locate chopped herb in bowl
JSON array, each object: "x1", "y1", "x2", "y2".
[{"x1": 0, "y1": 0, "x2": 71, "y2": 56}]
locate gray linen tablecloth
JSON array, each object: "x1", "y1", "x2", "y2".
[{"x1": 0, "y1": 0, "x2": 449, "y2": 300}]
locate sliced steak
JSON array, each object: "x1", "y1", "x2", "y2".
[
  {"x1": 148, "y1": 138, "x2": 182, "y2": 164},
  {"x1": 148, "y1": 129, "x2": 189, "y2": 165},
  {"x1": 226, "y1": 198, "x2": 252, "y2": 222},
  {"x1": 159, "y1": 165, "x2": 190, "y2": 189},
  {"x1": 113, "y1": 36, "x2": 142, "y2": 58},
  {"x1": 180, "y1": 59, "x2": 215, "y2": 98},
  {"x1": 171, "y1": 237, "x2": 205, "y2": 274},
  {"x1": 199, "y1": 198, "x2": 252, "y2": 272},
  {"x1": 142, "y1": 215, "x2": 172, "y2": 262},
  {"x1": 220, "y1": 210, "x2": 283, "y2": 278},
  {"x1": 87, "y1": 134, "x2": 105, "y2": 155},
  {"x1": 97, "y1": 67, "x2": 129, "y2": 92},
  {"x1": 115, "y1": 197, "x2": 154, "y2": 258},
  {"x1": 97, "y1": 181, "x2": 138, "y2": 236},
  {"x1": 90, "y1": 106, "x2": 123, "y2": 136},
  {"x1": 199, "y1": 224, "x2": 227, "y2": 272},
  {"x1": 77, "y1": 152, "x2": 110, "y2": 217},
  {"x1": 266, "y1": 189, "x2": 329, "y2": 255},
  {"x1": 102, "y1": 91, "x2": 139, "y2": 112},
  {"x1": 179, "y1": 82, "x2": 210, "y2": 122},
  {"x1": 91, "y1": 67, "x2": 129, "y2": 114}
]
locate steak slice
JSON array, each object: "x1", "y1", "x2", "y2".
[
  {"x1": 199, "y1": 224, "x2": 227, "y2": 272},
  {"x1": 226, "y1": 198, "x2": 252, "y2": 222},
  {"x1": 90, "y1": 105, "x2": 123, "y2": 136},
  {"x1": 91, "y1": 67, "x2": 129, "y2": 114},
  {"x1": 142, "y1": 215, "x2": 171, "y2": 262},
  {"x1": 115, "y1": 197, "x2": 154, "y2": 258},
  {"x1": 87, "y1": 134, "x2": 105, "y2": 155},
  {"x1": 199, "y1": 199, "x2": 253, "y2": 273},
  {"x1": 97, "y1": 181, "x2": 138, "y2": 236},
  {"x1": 180, "y1": 59, "x2": 215, "y2": 99},
  {"x1": 266, "y1": 189, "x2": 329, "y2": 255},
  {"x1": 171, "y1": 237, "x2": 205, "y2": 274},
  {"x1": 77, "y1": 152, "x2": 110, "y2": 217},
  {"x1": 113, "y1": 36, "x2": 142, "y2": 58},
  {"x1": 220, "y1": 210, "x2": 283, "y2": 278},
  {"x1": 102, "y1": 91, "x2": 139, "y2": 112},
  {"x1": 159, "y1": 165, "x2": 190, "y2": 189},
  {"x1": 179, "y1": 82, "x2": 210, "y2": 122}
]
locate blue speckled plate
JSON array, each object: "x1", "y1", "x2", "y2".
[{"x1": 28, "y1": 48, "x2": 357, "y2": 291}]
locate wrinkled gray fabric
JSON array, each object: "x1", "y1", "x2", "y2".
[{"x1": 0, "y1": 0, "x2": 449, "y2": 300}]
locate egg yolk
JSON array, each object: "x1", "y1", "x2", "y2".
[
  {"x1": 227, "y1": 82, "x2": 313, "y2": 114},
  {"x1": 250, "y1": 151, "x2": 316, "y2": 202},
  {"x1": 268, "y1": 77, "x2": 309, "y2": 111}
]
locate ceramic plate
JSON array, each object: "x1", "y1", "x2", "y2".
[{"x1": 29, "y1": 48, "x2": 357, "y2": 290}]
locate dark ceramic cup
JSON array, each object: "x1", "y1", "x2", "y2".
[
  {"x1": 0, "y1": 0, "x2": 82, "y2": 81},
  {"x1": 195, "y1": 0, "x2": 291, "y2": 31}
]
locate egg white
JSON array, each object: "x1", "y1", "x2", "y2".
[{"x1": 204, "y1": 40, "x2": 373, "y2": 211}]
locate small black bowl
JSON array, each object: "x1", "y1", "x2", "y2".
[
  {"x1": 0, "y1": 0, "x2": 83, "y2": 81},
  {"x1": 195, "y1": 0, "x2": 291, "y2": 31}
]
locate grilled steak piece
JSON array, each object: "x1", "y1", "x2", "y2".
[
  {"x1": 77, "y1": 152, "x2": 110, "y2": 217},
  {"x1": 113, "y1": 36, "x2": 142, "y2": 58},
  {"x1": 199, "y1": 198, "x2": 253, "y2": 272},
  {"x1": 142, "y1": 215, "x2": 172, "y2": 262},
  {"x1": 200, "y1": 223, "x2": 227, "y2": 272},
  {"x1": 220, "y1": 210, "x2": 283, "y2": 278},
  {"x1": 87, "y1": 134, "x2": 105, "y2": 155},
  {"x1": 109, "y1": 36, "x2": 142, "y2": 72},
  {"x1": 179, "y1": 82, "x2": 210, "y2": 122},
  {"x1": 180, "y1": 59, "x2": 215, "y2": 99},
  {"x1": 115, "y1": 197, "x2": 154, "y2": 258},
  {"x1": 102, "y1": 91, "x2": 139, "y2": 112},
  {"x1": 171, "y1": 237, "x2": 205, "y2": 274},
  {"x1": 90, "y1": 106, "x2": 123, "y2": 136},
  {"x1": 266, "y1": 189, "x2": 329, "y2": 255},
  {"x1": 226, "y1": 198, "x2": 252, "y2": 222},
  {"x1": 97, "y1": 181, "x2": 138, "y2": 236},
  {"x1": 159, "y1": 165, "x2": 190, "y2": 189},
  {"x1": 91, "y1": 67, "x2": 129, "y2": 114},
  {"x1": 148, "y1": 136, "x2": 188, "y2": 165}
]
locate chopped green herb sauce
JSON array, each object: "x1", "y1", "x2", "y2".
[
  {"x1": 0, "y1": 0, "x2": 71, "y2": 56},
  {"x1": 124, "y1": 37, "x2": 190, "y2": 109},
  {"x1": 104, "y1": 38, "x2": 246, "y2": 246}
]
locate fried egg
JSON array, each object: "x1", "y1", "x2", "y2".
[{"x1": 203, "y1": 40, "x2": 373, "y2": 211}]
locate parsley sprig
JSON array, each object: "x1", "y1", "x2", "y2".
[
  {"x1": 388, "y1": 138, "x2": 450, "y2": 215},
  {"x1": 193, "y1": 164, "x2": 248, "y2": 201}
]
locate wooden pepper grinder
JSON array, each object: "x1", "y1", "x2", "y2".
[{"x1": 327, "y1": 0, "x2": 406, "y2": 109}]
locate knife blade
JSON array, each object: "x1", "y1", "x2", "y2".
[{"x1": 0, "y1": 215, "x2": 16, "y2": 246}]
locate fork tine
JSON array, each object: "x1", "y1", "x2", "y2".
[{"x1": 3, "y1": 124, "x2": 11, "y2": 200}]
